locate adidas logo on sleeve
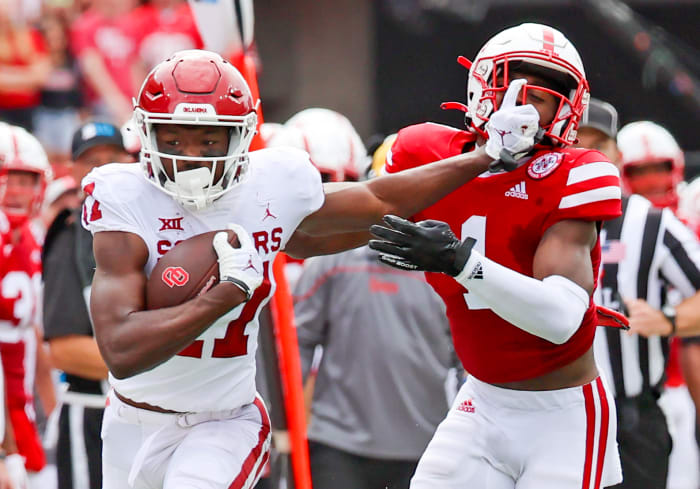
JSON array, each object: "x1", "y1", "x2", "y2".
[
  {"x1": 505, "y1": 181, "x2": 528, "y2": 200},
  {"x1": 467, "y1": 262, "x2": 483, "y2": 280}
]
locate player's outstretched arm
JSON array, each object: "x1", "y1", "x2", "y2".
[
  {"x1": 287, "y1": 147, "x2": 492, "y2": 258},
  {"x1": 284, "y1": 230, "x2": 370, "y2": 259},
  {"x1": 90, "y1": 231, "x2": 248, "y2": 379},
  {"x1": 370, "y1": 217, "x2": 597, "y2": 344}
]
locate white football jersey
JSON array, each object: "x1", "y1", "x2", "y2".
[{"x1": 82, "y1": 147, "x2": 324, "y2": 412}]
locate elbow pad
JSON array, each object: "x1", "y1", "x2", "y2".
[{"x1": 455, "y1": 251, "x2": 590, "y2": 344}]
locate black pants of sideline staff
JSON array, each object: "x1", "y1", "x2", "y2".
[
  {"x1": 57, "y1": 404, "x2": 103, "y2": 489},
  {"x1": 309, "y1": 441, "x2": 418, "y2": 489},
  {"x1": 609, "y1": 395, "x2": 672, "y2": 489}
]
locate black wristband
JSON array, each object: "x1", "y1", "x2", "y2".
[
  {"x1": 220, "y1": 276, "x2": 251, "y2": 301},
  {"x1": 668, "y1": 315, "x2": 677, "y2": 336},
  {"x1": 662, "y1": 306, "x2": 677, "y2": 336}
]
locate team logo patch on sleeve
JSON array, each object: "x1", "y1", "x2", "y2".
[{"x1": 527, "y1": 152, "x2": 564, "y2": 180}]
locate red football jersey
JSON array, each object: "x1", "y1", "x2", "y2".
[
  {"x1": 0, "y1": 221, "x2": 43, "y2": 411},
  {"x1": 387, "y1": 123, "x2": 622, "y2": 383}
]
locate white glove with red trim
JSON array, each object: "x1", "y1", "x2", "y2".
[
  {"x1": 485, "y1": 79, "x2": 541, "y2": 161},
  {"x1": 213, "y1": 224, "x2": 263, "y2": 301}
]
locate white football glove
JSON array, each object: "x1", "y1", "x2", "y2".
[
  {"x1": 212, "y1": 224, "x2": 264, "y2": 301},
  {"x1": 484, "y1": 79, "x2": 541, "y2": 162},
  {"x1": 5, "y1": 454, "x2": 27, "y2": 489}
]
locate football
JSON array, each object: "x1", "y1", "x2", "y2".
[{"x1": 146, "y1": 230, "x2": 239, "y2": 310}]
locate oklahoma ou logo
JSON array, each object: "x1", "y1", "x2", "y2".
[{"x1": 162, "y1": 266, "x2": 190, "y2": 288}]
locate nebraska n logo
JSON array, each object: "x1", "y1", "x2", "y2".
[
  {"x1": 159, "y1": 217, "x2": 184, "y2": 231},
  {"x1": 505, "y1": 181, "x2": 528, "y2": 200}
]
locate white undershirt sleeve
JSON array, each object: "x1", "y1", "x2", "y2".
[{"x1": 454, "y1": 250, "x2": 590, "y2": 344}]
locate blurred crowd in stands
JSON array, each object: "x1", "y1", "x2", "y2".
[{"x1": 0, "y1": 0, "x2": 205, "y2": 172}]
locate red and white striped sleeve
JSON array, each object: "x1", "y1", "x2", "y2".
[{"x1": 543, "y1": 150, "x2": 622, "y2": 229}]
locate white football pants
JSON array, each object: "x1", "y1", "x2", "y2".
[
  {"x1": 101, "y1": 390, "x2": 270, "y2": 489},
  {"x1": 411, "y1": 375, "x2": 623, "y2": 489}
]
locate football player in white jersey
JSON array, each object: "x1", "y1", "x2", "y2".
[{"x1": 83, "y1": 49, "x2": 494, "y2": 489}]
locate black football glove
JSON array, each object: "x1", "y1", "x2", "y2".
[{"x1": 369, "y1": 215, "x2": 476, "y2": 276}]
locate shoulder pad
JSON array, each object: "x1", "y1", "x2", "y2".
[{"x1": 388, "y1": 123, "x2": 474, "y2": 173}]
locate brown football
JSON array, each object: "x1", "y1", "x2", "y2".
[{"x1": 146, "y1": 230, "x2": 239, "y2": 310}]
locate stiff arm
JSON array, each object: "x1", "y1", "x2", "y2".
[{"x1": 286, "y1": 147, "x2": 492, "y2": 258}]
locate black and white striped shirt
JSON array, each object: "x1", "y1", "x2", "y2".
[{"x1": 594, "y1": 194, "x2": 700, "y2": 399}]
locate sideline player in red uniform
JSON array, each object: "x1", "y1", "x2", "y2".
[
  {"x1": 370, "y1": 23, "x2": 624, "y2": 488},
  {"x1": 0, "y1": 123, "x2": 53, "y2": 488}
]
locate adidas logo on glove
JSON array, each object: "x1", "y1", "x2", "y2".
[{"x1": 505, "y1": 181, "x2": 528, "y2": 200}]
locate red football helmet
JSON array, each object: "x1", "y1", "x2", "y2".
[
  {"x1": 617, "y1": 121, "x2": 684, "y2": 209},
  {"x1": 133, "y1": 50, "x2": 258, "y2": 210},
  {"x1": 444, "y1": 23, "x2": 590, "y2": 147},
  {"x1": 0, "y1": 123, "x2": 52, "y2": 228}
]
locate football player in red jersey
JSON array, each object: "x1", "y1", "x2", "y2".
[
  {"x1": 369, "y1": 23, "x2": 624, "y2": 488},
  {"x1": 0, "y1": 123, "x2": 54, "y2": 489}
]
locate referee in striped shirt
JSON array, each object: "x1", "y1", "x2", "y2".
[{"x1": 576, "y1": 99, "x2": 700, "y2": 489}]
